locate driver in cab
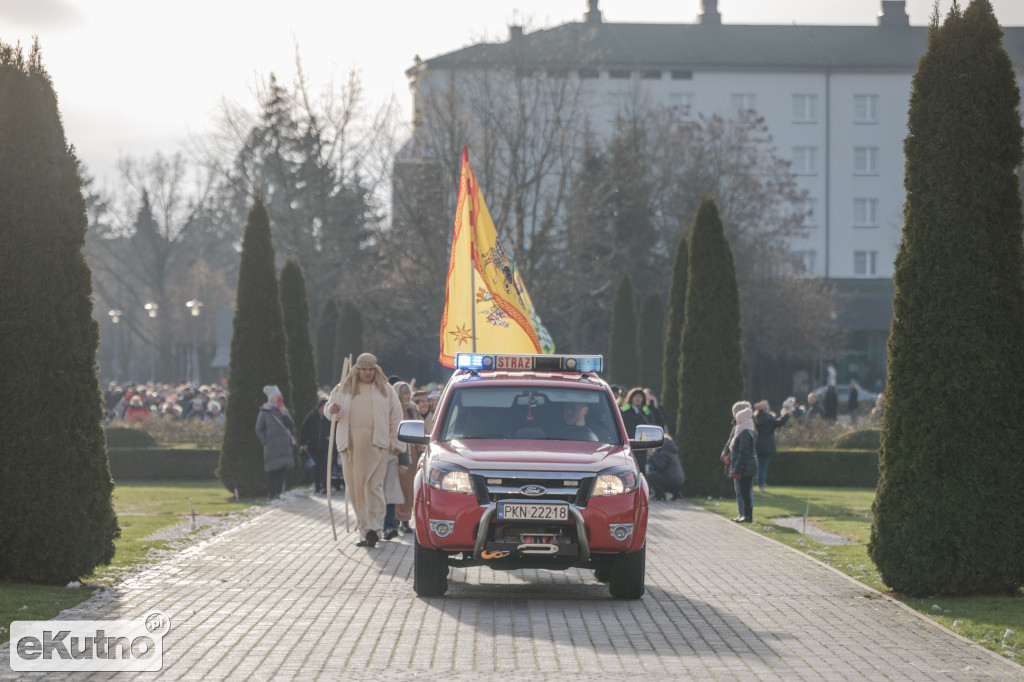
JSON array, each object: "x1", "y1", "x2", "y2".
[{"x1": 558, "y1": 402, "x2": 598, "y2": 442}]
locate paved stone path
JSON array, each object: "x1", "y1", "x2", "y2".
[{"x1": 3, "y1": 492, "x2": 1022, "y2": 680}]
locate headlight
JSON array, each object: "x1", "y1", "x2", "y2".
[
  {"x1": 428, "y1": 467, "x2": 474, "y2": 494},
  {"x1": 593, "y1": 470, "x2": 637, "y2": 496}
]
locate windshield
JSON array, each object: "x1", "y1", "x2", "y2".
[{"x1": 437, "y1": 386, "x2": 622, "y2": 445}]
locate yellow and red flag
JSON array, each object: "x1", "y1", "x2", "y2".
[{"x1": 439, "y1": 147, "x2": 550, "y2": 367}]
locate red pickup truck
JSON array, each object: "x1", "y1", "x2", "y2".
[{"x1": 398, "y1": 354, "x2": 663, "y2": 599}]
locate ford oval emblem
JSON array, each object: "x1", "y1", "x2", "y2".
[{"x1": 520, "y1": 485, "x2": 546, "y2": 496}]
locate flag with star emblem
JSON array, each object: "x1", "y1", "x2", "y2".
[{"x1": 439, "y1": 147, "x2": 550, "y2": 367}]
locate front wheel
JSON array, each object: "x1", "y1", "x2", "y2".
[
  {"x1": 413, "y1": 537, "x2": 449, "y2": 597},
  {"x1": 608, "y1": 544, "x2": 645, "y2": 599}
]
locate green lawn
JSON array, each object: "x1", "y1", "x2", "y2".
[
  {"x1": 689, "y1": 486, "x2": 1024, "y2": 662},
  {"x1": 0, "y1": 481, "x2": 263, "y2": 640}
]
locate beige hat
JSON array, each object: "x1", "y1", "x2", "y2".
[{"x1": 355, "y1": 353, "x2": 378, "y2": 369}]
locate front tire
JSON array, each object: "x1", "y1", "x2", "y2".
[
  {"x1": 413, "y1": 537, "x2": 449, "y2": 597},
  {"x1": 608, "y1": 544, "x2": 645, "y2": 599}
]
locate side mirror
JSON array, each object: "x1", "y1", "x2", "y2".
[
  {"x1": 629, "y1": 424, "x2": 664, "y2": 449},
  {"x1": 398, "y1": 420, "x2": 430, "y2": 445}
]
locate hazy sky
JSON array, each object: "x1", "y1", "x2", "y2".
[{"x1": 3, "y1": 0, "x2": 1024, "y2": 185}]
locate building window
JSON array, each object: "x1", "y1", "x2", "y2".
[
  {"x1": 854, "y1": 147, "x2": 879, "y2": 175},
  {"x1": 792, "y1": 147, "x2": 817, "y2": 175},
  {"x1": 854, "y1": 251, "x2": 878, "y2": 276},
  {"x1": 854, "y1": 94, "x2": 879, "y2": 123},
  {"x1": 792, "y1": 94, "x2": 818, "y2": 123},
  {"x1": 730, "y1": 93, "x2": 756, "y2": 120},
  {"x1": 578, "y1": 68, "x2": 599, "y2": 79},
  {"x1": 669, "y1": 92, "x2": 694, "y2": 115},
  {"x1": 793, "y1": 250, "x2": 816, "y2": 276},
  {"x1": 609, "y1": 69, "x2": 632, "y2": 79},
  {"x1": 803, "y1": 198, "x2": 818, "y2": 227},
  {"x1": 853, "y1": 198, "x2": 878, "y2": 227},
  {"x1": 671, "y1": 70, "x2": 693, "y2": 80},
  {"x1": 641, "y1": 69, "x2": 662, "y2": 80}
]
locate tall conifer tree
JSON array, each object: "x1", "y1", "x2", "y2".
[
  {"x1": 662, "y1": 230, "x2": 688, "y2": 437},
  {"x1": 315, "y1": 299, "x2": 338, "y2": 386},
  {"x1": 637, "y1": 292, "x2": 665, "y2": 396},
  {"x1": 334, "y1": 301, "x2": 364, "y2": 376},
  {"x1": 0, "y1": 41, "x2": 119, "y2": 582},
  {"x1": 280, "y1": 257, "x2": 318, "y2": 425},
  {"x1": 677, "y1": 197, "x2": 743, "y2": 497},
  {"x1": 608, "y1": 275, "x2": 639, "y2": 388},
  {"x1": 869, "y1": 0, "x2": 1024, "y2": 596},
  {"x1": 218, "y1": 198, "x2": 292, "y2": 497}
]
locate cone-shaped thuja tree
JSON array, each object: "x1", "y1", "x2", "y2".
[
  {"x1": 638, "y1": 292, "x2": 665, "y2": 396},
  {"x1": 218, "y1": 198, "x2": 292, "y2": 497},
  {"x1": 0, "y1": 41, "x2": 119, "y2": 582},
  {"x1": 608, "y1": 275, "x2": 639, "y2": 388},
  {"x1": 334, "y1": 301, "x2": 364, "y2": 375},
  {"x1": 662, "y1": 230, "x2": 688, "y2": 437},
  {"x1": 869, "y1": 0, "x2": 1024, "y2": 596},
  {"x1": 315, "y1": 299, "x2": 338, "y2": 386},
  {"x1": 280, "y1": 257, "x2": 318, "y2": 425},
  {"x1": 677, "y1": 196, "x2": 744, "y2": 498}
]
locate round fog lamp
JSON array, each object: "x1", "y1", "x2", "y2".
[
  {"x1": 609, "y1": 523, "x2": 634, "y2": 542},
  {"x1": 429, "y1": 520, "x2": 454, "y2": 538},
  {"x1": 566, "y1": 358, "x2": 577, "y2": 370}
]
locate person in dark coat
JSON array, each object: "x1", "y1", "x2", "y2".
[
  {"x1": 753, "y1": 400, "x2": 790, "y2": 493},
  {"x1": 823, "y1": 385, "x2": 839, "y2": 421},
  {"x1": 255, "y1": 385, "x2": 295, "y2": 500},
  {"x1": 300, "y1": 397, "x2": 331, "y2": 494},
  {"x1": 620, "y1": 387, "x2": 653, "y2": 473},
  {"x1": 728, "y1": 401, "x2": 757, "y2": 523},
  {"x1": 805, "y1": 392, "x2": 824, "y2": 419},
  {"x1": 648, "y1": 436, "x2": 685, "y2": 501}
]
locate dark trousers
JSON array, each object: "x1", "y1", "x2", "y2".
[
  {"x1": 384, "y1": 504, "x2": 396, "y2": 532},
  {"x1": 733, "y1": 475, "x2": 754, "y2": 520},
  {"x1": 313, "y1": 456, "x2": 327, "y2": 492},
  {"x1": 266, "y1": 467, "x2": 288, "y2": 500},
  {"x1": 647, "y1": 472, "x2": 682, "y2": 497},
  {"x1": 756, "y1": 454, "x2": 771, "y2": 489}
]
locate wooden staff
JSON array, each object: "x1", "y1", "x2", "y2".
[
  {"x1": 325, "y1": 354, "x2": 353, "y2": 540},
  {"x1": 342, "y1": 354, "x2": 352, "y2": 533},
  {"x1": 326, "y1": 397, "x2": 338, "y2": 541}
]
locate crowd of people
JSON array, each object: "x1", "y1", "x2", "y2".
[
  {"x1": 109, "y1": 357, "x2": 882, "y2": 539},
  {"x1": 103, "y1": 381, "x2": 228, "y2": 424}
]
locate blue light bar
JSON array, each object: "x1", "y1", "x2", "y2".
[
  {"x1": 454, "y1": 354, "x2": 494, "y2": 370},
  {"x1": 454, "y1": 353, "x2": 602, "y2": 373}
]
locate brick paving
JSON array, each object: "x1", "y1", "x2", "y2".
[{"x1": 2, "y1": 491, "x2": 1022, "y2": 680}]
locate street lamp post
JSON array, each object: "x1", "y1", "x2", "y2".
[
  {"x1": 144, "y1": 302, "x2": 158, "y2": 384},
  {"x1": 186, "y1": 299, "x2": 203, "y2": 384},
  {"x1": 107, "y1": 309, "x2": 122, "y2": 384}
]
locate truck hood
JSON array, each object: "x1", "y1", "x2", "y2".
[{"x1": 431, "y1": 439, "x2": 632, "y2": 473}]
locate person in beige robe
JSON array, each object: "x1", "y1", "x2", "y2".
[{"x1": 327, "y1": 353, "x2": 403, "y2": 547}]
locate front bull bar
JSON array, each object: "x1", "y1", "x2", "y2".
[{"x1": 472, "y1": 503, "x2": 591, "y2": 564}]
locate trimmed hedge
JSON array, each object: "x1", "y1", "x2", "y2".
[
  {"x1": 766, "y1": 449, "x2": 878, "y2": 488},
  {"x1": 833, "y1": 429, "x2": 880, "y2": 451},
  {"x1": 104, "y1": 426, "x2": 158, "y2": 448},
  {"x1": 108, "y1": 447, "x2": 219, "y2": 481}
]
